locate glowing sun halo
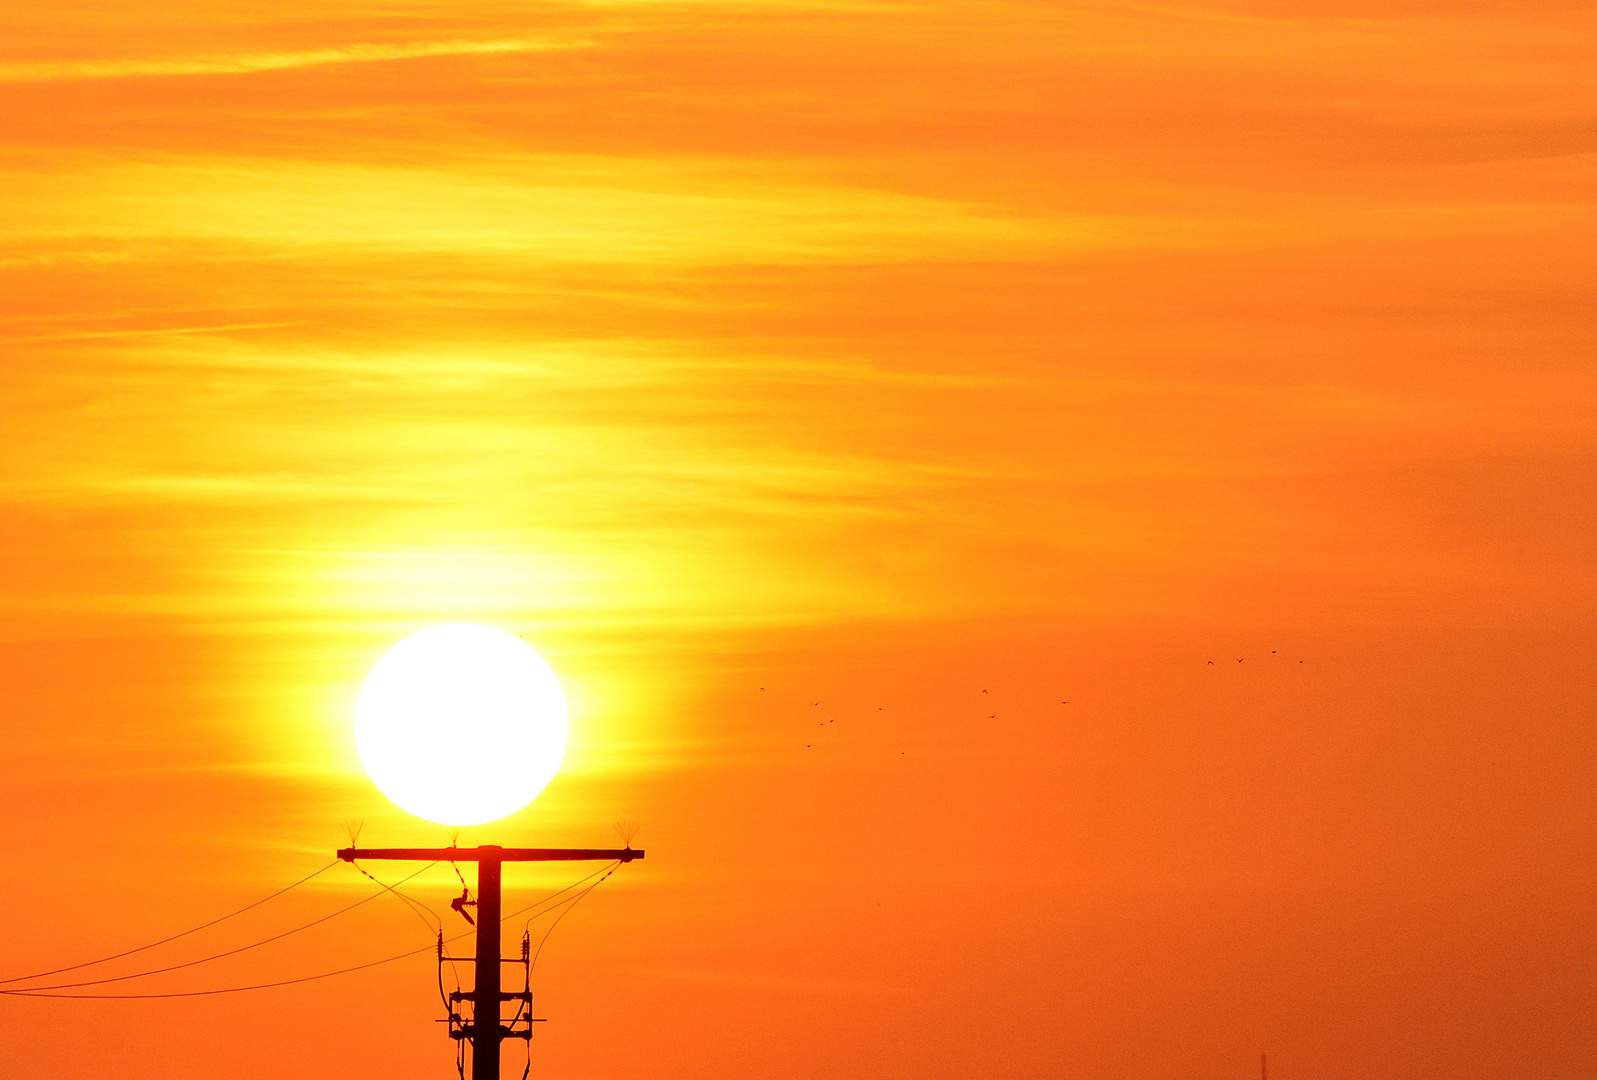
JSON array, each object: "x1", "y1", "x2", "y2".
[{"x1": 355, "y1": 623, "x2": 569, "y2": 826}]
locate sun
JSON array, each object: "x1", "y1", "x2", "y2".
[{"x1": 355, "y1": 623, "x2": 569, "y2": 826}]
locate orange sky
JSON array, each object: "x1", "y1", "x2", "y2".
[{"x1": 1, "y1": 1, "x2": 1594, "y2": 1077}]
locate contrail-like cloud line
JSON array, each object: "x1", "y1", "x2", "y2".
[{"x1": 0, "y1": 37, "x2": 584, "y2": 83}]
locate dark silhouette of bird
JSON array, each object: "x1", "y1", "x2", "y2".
[
  {"x1": 982, "y1": 689, "x2": 988, "y2": 694},
  {"x1": 1207, "y1": 660, "x2": 1214, "y2": 664},
  {"x1": 450, "y1": 888, "x2": 476, "y2": 926}
]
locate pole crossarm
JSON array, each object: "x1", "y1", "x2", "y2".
[{"x1": 336, "y1": 845, "x2": 643, "y2": 863}]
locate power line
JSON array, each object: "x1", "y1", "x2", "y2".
[
  {"x1": 350, "y1": 859, "x2": 443, "y2": 934},
  {"x1": 530, "y1": 866, "x2": 617, "y2": 973},
  {"x1": 0, "y1": 859, "x2": 340, "y2": 986},
  {"x1": 516, "y1": 862, "x2": 618, "y2": 933},
  {"x1": 2, "y1": 862, "x2": 435, "y2": 994},
  {"x1": 5, "y1": 863, "x2": 622, "y2": 1001},
  {"x1": 2, "y1": 938, "x2": 446, "y2": 1000}
]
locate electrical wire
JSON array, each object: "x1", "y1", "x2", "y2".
[
  {"x1": 516, "y1": 862, "x2": 619, "y2": 933},
  {"x1": 504, "y1": 863, "x2": 619, "y2": 1080},
  {"x1": 450, "y1": 865, "x2": 620, "y2": 1080},
  {"x1": 4, "y1": 861, "x2": 626, "y2": 1001},
  {"x1": 0, "y1": 859, "x2": 340, "y2": 986},
  {"x1": 436, "y1": 860, "x2": 468, "y2": 992},
  {"x1": 0, "y1": 862, "x2": 434, "y2": 994},
  {"x1": 350, "y1": 860, "x2": 443, "y2": 934},
  {"x1": 432, "y1": 864, "x2": 621, "y2": 1078},
  {"x1": 502, "y1": 866, "x2": 621, "y2": 1080},
  {"x1": 529, "y1": 865, "x2": 617, "y2": 974},
  {"x1": 1, "y1": 936, "x2": 453, "y2": 999},
  {"x1": 445, "y1": 850, "x2": 472, "y2": 1011}
]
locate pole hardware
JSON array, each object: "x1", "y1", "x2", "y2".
[{"x1": 338, "y1": 844, "x2": 643, "y2": 1079}]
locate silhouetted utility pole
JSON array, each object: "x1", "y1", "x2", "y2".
[{"x1": 338, "y1": 845, "x2": 644, "y2": 1080}]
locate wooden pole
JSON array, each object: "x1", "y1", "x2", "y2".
[{"x1": 473, "y1": 848, "x2": 503, "y2": 1080}]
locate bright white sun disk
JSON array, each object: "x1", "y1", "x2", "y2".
[{"x1": 355, "y1": 624, "x2": 569, "y2": 826}]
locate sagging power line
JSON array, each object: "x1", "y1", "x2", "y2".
[
  {"x1": 0, "y1": 856, "x2": 623, "y2": 1003},
  {"x1": 3, "y1": 862, "x2": 437, "y2": 994},
  {"x1": 0, "y1": 858, "x2": 341, "y2": 986}
]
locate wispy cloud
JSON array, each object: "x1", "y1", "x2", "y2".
[
  {"x1": 0, "y1": 155, "x2": 1153, "y2": 266},
  {"x1": 0, "y1": 37, "x2": 583, "y2": 84},
  {"x1": 623, "y1": 966, "x2": 917, "y2": 997},
  {"x1": 0, "y1": 321, "x2": 301, "y2": 344}
]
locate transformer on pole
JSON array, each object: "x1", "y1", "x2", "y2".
[{"x1": 338, "y1": 844, "x2": 644, "y2": 1080}]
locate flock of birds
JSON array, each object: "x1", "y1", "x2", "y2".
[
  {"x1": 760, "y1": 683, "x2": 1075, "y2": 753},
  {"x1": 768, "y1": 649, "x2": 1306, "y2": 751},
  {"x1": 1207, "y1": 650, "x2": 1304, "y2": 664}
]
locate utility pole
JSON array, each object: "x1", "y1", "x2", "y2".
[{"x1": 338, "y1": 844, "x2": 644, "y2": 1080}]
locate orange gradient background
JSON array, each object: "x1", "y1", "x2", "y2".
[{"x1": 1, "y1": 1, "x2": 1593, "y2": 1078}]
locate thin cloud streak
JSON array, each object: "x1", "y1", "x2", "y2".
[
  {"x1": 0, "y1": 321, "x2": 302, "y2": 344},
  {"x1": 623, "y1": 966, "x2": 919, "y2": 997},
  {"x1": 0, "y1": 156, "x2": 1140, "y2": 265},
  {"x1": 0, "y1": 36, "x2": 585, "y2": 84}
]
